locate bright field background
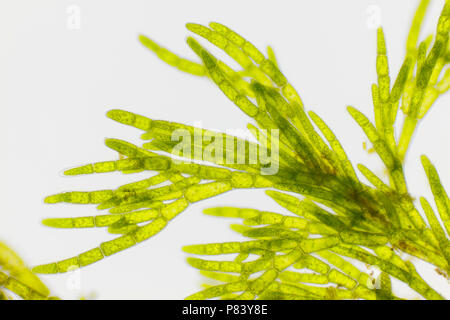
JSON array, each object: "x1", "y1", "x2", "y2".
[{"x1": 0, "y1": 0, "x2": 449, "y2": 299}]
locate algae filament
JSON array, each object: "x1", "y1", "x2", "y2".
[{"x1": 23, "y1": 0, "x2": 450, "y2": 300}]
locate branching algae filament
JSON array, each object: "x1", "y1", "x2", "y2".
[{"x1": 2, "y1": 0, "x2": 449, "y2": 300}]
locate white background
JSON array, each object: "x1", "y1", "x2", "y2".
[{"x1": 0, "y1": 0, "x2": 449, "y2": 299}]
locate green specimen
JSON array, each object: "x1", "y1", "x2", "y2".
[
  {"x1": 0, "y1": 242, "x2": 55, "y2": 300},
  {"x1": 29, "y1": 0, "x2": 450, "y2": 299}
]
